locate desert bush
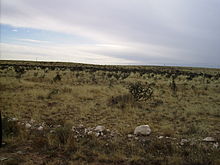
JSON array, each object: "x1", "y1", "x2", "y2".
[
  {"x1": 2, "y1": 117, "x2": 20, "y2": 137},
  {"x1": 169, "y1": 77, "x2": 177, "y2": 94},
  {"x1": 47, "y1": 89, "x2": 59, "y2": 99},
  {"x1": 53, "y1": 73, "x2": 61, "y2": 82},
  {"x1": 128, "y1": 82, "x2": 153, "y2": 101},
  {"x1": 14, "y1": 66, "x2": 26, "y2": 75},
  {"x1": 55, "y1": 126, "x2": 71, "y2": 144}
]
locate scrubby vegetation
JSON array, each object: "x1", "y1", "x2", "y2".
[{"x1": 0, "y1": 60, "x2": 220, "y2": 165}]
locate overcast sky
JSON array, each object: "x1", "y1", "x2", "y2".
[{"x1": 0, "y1": 0, "x2": 220, "y2": 67}]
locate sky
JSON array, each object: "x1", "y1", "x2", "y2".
[{"x1": 0, "y1": 0, "x2": 220, "y2": 67}]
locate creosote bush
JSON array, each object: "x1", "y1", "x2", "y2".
[
  {"x1": 128, "y1": 82, "x2": 153, "y2": 101},
  {"x1": 53, "y1": 73, "x2": 61, "y2": 82}
]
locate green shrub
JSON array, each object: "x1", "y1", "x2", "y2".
[{"x1": 128, "y1": 82, "x2": 153, "y2": 101}]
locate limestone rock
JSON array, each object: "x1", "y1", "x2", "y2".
[
  {"x1": 25, "y1": 123, "x2": 31, "y2": 129},
  {"x1": 128, "y1": 134, "x2": 134, "y2": 138},
  {"x1": 12, "y1": 118, "x2": 18, "y2": 121},
  {"x1": 134, "y1": 125, "x2": 151, "y2": 136},
  {"x1": 37, "y1": 126, "x2": 43, "y2": 131},
  {"x1": 87, "y1": 131, "x2": 93, "y2": 135},
  {"x1": 158, "y1": 136, "x2": 164, "y2": 139},
  {"x1": 95, "y1": 125, "x2": 105, "y2": 132},
  {"x1": 180, "y1": 139, "x2": 189, "y2": 146},
  {"x1": 203, "y1": 137, "x2": 215, "y2": 142},
  {"x1": 213, "y1": 142, "x2": 219, "y2": 149}
]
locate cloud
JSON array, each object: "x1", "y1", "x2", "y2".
[
  {"x1": 17, "y1": 38, "x2": 50, "y2": 44},
  {"x1": 1, "y1": 0, "x2": 220, "y2": 66},
  {"x1": 0, "y1": 43, "x2": 138, "y2": 65}
]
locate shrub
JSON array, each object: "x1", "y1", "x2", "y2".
[
  {"x1": 53, "y1": 73, "x2": 61, "y2": 82},
  {"x1": 47, "y1": 89, "x2": 59, "y2": 99},
  {"x1": 128, "y1": 82, "x2": 153, "y2": 101},
  {"x1": 2, "y1": 117, "x2": 19, "y2": 137}
]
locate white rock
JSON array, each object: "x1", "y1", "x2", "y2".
[
  {"x1": 78, "y1": 124, "x2": 84, "y2": 128},
  {"x1": 17, "y1": 151, "x2": 23, "y2": 154},
  {"x1": 213, "y1": 142, "x2": 219, "y2": 149},
  {"x1": 95, "y1": 132, "x2": 100, "y2": 137},
  {"x1": 134, "y1": 125, "x2": 151, "y2": 136},
  {"x1": 203, "y1": 137, "x2": 215, "y2": 142},
  {"x1": 158, "y1": 136, "x2": 164, "y2": 139},
  {"x1": 135, "y1": 137, "x2": 139, "y2": 140},
  {"x1": 25, "y1": 123, "x2": 31, "y2": 129},
  {"x1": 87, "y1": 131, "x2": 93, "y2": 135},
  {"x1": 128, "y1": 134, "x2": 134, "y2": 138},
  {"x1": 95, "y1": 125, "x2": 105, "y2": 132},
  {"x1": 50, "y1": 130, "x2": 55, "y2": 133},
  {"x1": 106, "y1": 129, "x2": 110, "y2": 132},
  {"x1": 37, "y1": 126, "x2": 43, "y2": 131},
  {"x1": 180, "y1": 139, "x2": 189, "y2": 146},
  {"x1": 12, "y1": 118, "x2": 18, "y2": 121}
]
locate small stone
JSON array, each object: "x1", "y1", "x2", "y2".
[
  {"x1": 78, "y1": 124, "x2": 84, "y2": 128},
  {"x1": 37, "y1": 126, "x2": 43, "y2": 131},
  {"x1": 12, "y1": 118, "x2": 18, "y2": 121},
  {"x1": 87, "y1": 131, "x2": 93, "y2": 135},
  {"x1": 158, "y1": 136, "x2": 164, "y2": 139},
  {"x1": 128, "y1": 134, "x2": 134, "y2": 138},
  {"x1": 134, "y1": 125, "x2": 151, "y2": 136},
  {"x1": 180, "y1": 139, "x2": 189, "y2": 146},
  {"x1": 17, "y1": 151, "x2": 23, "y2": 154},
  {"x1": 50, "y1": 130, "x2": 55, "y2": 133},
  {"x1": 203, "y1": 137, "x2": 215, "y2": 142},
  {"x1": 95, "y1": 125, "x2": 105, "y2": 132},
  {"x1": 213, "y1": 142, "x2": 219, "y2": 149},
  {"x1": 30, "y1": 119, "x2": 35, "y2": 124},
  {"x1": 25, "y1": 123, "x2": 31, "y2": 129},
  {"x1": 135, "y1": 137, "x2": 139, "y2": 140},
  {"x1": 0, "y1": 157, "x2": 8, "y2": 161},
  {"x1": 95, "y1": 132, "x2": 100, "y2": 137}
]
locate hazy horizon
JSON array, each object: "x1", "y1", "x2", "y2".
[{"x1": 1, "y1": 0, "x2": 220, "y2": 68}]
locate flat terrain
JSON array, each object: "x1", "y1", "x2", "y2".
[{"x1": 0, "y1": 60, "x2": 220, "y2": 165}]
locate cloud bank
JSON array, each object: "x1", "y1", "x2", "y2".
[{"x1": 1, "y1": 0, "x2": 220, "y2": 67}]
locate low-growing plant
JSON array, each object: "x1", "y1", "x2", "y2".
[
  {"x1": 128, "y1": 82, "x2": 153, "y2": 101},
  {"x1": 53, "y1": 73, "x2": 61, "y2": 82},
  {"x1": 47, "y1": 89, "x2": 59, "y2": 99}
]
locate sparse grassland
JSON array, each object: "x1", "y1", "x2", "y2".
[{"x1": 0, "y1": 60, "x2": 220, "y2": 165}]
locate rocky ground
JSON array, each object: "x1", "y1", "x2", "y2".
[{"x1": 1, "y1": 117, "x2": 219, "y2": 165}]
